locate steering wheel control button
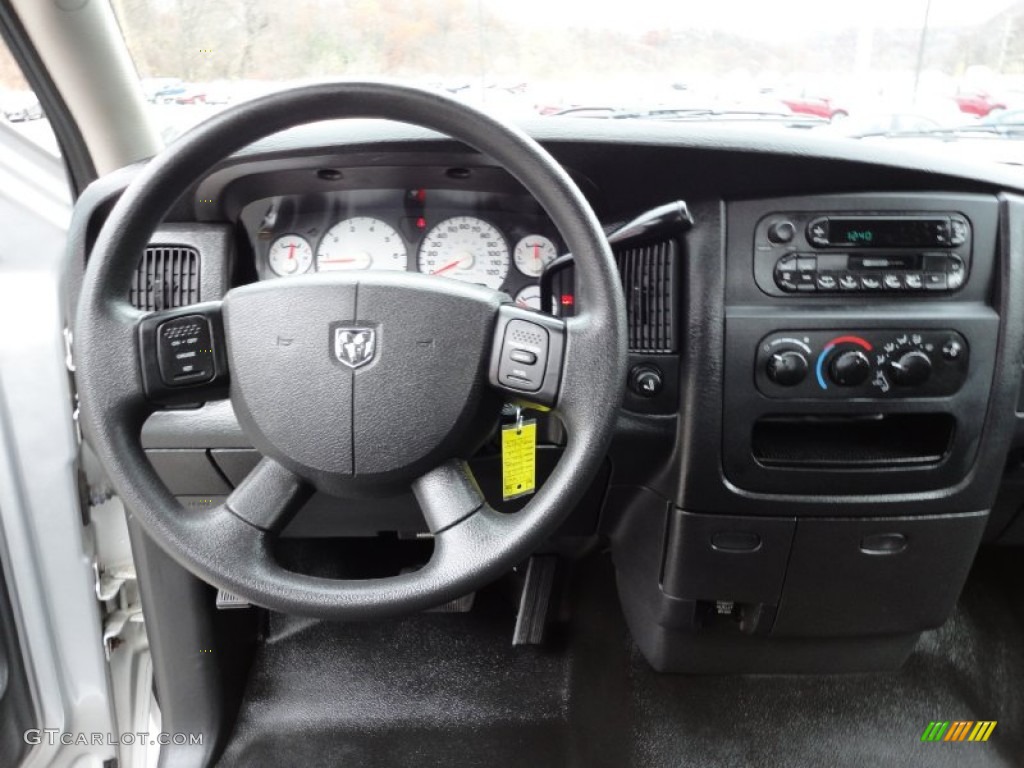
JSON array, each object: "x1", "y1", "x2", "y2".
[
  {"x1": 829, "y1": 350, "x2": 872, "y2": 387},
  {"x1": 157, "y1": 315, "x2": 215, "y2": 385},
  {"x1": 509, "y1": 349, "x2": 538, "y2": 365},
  {"x1": 766, "y1": 351, "x2": 808, "y2": 386},
  {"x1": 629, "y1": 365, "x2": 663, "y2": 397},
  {"x1": 498, "y1": 319, "x2": 549, "y2": 392}
]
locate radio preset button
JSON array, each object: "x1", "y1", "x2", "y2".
[
  {"x1": 860, "y1": 275, "x2": 882, "y2": 290},
  {"x1": 883, "y1": 274, "x2": 902, "y2": 289},
  {"x1": 816, "y1": 273, "x2": 837, "y2": 290},
  {"x1": 838, "y1": 273, "x2": 859, "y2": 290},
  {"x1": 924, "y1": 273, "x2": 948, "y2": 290},
  {"x1": 904, "y1": 274, "x2": 923, "y2": 289}
]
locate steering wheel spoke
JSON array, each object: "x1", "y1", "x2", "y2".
[
  {"x1": 487, "y1": 303, "x2": 567, "y2": 408},
  {"x1": 225, "y1": 458, "x2": 312, "y2": 533},
  {"x1": 412, "y1": 460, "x2": 490, "y2": 534},
  {"x1": 136, "y1": 301, "x2": 230, "y2": 406}
]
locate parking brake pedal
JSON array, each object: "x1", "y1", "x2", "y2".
[{"x1": 513, "y1": 555, "x2": 558, "y2": 646}]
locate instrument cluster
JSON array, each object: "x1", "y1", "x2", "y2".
[{"x1": 240, "y1": 188, "x2": 563, "y2": 310}]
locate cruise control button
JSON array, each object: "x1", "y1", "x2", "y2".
[
  {"x1": 509, "y1": 349, "x2": 538, "y2": 365},
  {"x1": 157, "y1": 315, "x2": 215, "y2": 386}
]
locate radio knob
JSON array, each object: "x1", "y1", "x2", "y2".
[
  {"x1": 829, "y1": 350, "x2": 871, "y2": 387},
  {"x1": 889, "y1": 350, "x2": 932, "y2": 386},
  {"x1": 767, "y1": 220, "x2": 796, "y2": 244},
  {"x1": 766, "y1": 350, "x2": 808, "y2": 386}
]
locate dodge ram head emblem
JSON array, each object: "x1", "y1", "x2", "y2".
[{"x1": 333, "y1": 327, "x2": 376, "y2": 369}]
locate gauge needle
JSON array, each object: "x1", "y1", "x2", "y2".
[
  {"x1": 320, "y1": 258, "x2": 357, "y2": 264},
  {"x1": 286, "y1": 244, "x2": 296, "y2": 260},
  {"x1": 432, "y1": 260, "x2": 461, "y2": 275},
  {"x1": 533, "y1": 244, "x2": 541, "y2": 260}
]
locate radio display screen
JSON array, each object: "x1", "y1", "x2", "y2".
[{"x1": 828, "y1": 218, "x2": 945, "y2": 247}]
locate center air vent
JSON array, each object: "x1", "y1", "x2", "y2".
[
  {"x1": 130, "y1": 245, "x2": 200, "y2": 311},
  {"x1": 616, "y1": 239, "x2": 679, "y2": 353}
]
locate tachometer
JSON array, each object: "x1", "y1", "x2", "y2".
[
  {"x1": 316, "y1": 217, "x2": 407, "y2": 271},
  {"x1": 417, "y1": 216, "x2": 509, "y2": 290},
  {"x1": 268, "y1": 235, "x2": 313, "y2": 276}
]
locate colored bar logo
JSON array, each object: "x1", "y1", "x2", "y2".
[{"x1": 921, "y1": 721, "x2": 997, "y2": 742}]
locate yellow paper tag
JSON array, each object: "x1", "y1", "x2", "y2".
[{"x1": 501, "y1": 419, "x2": 537, "y2": 501}]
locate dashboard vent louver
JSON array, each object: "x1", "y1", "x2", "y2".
[
  {"x1": 130, "y1": 245, "x2": 200, "y2": 311},
  {"x1": 616, "y1": 238, "x2": 679, "y2": 353}
]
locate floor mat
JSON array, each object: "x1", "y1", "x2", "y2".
[{"x1": 216, "y1": 550, "x2": 1024, "y2": 767}]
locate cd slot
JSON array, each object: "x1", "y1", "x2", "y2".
[{"x1": 848, "y1": 253, "x2": 921, "y2": 271}]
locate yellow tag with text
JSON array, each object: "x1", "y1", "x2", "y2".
[{"x1": 501, "y1": 419, "x2": 537, "y2": 500}]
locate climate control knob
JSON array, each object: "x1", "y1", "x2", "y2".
[
  {"x1": 766, "y1": 350, "x2": 808, "y2": 386},
  {"x1": 829, "y1": 350, "x2": 871, "y2": 387},
  {"x1": 889, "y1": 350, "x2": 932, "y2": 387}
]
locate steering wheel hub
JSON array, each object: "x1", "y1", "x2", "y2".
[{"x1": 224, "y1": 272, "x2": 502, "y2": 493}]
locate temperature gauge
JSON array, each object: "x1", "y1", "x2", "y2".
[
  {"x1": 513, "y1": 235, "x2": 557, "y2": 277},
  {"x1": 268, "y1": 235, "x2": 313, "y2": 276}
]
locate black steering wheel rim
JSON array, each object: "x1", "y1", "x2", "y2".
[{"x1": 74, "y1": 81, "x2": 626, "y2": 620}]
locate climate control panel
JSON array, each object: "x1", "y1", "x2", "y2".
[{"x1": 755, "y1": 330, "x2": 969, "y2": 399}]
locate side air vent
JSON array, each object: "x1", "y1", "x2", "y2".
[
  {"x1": 130, "y1": 245, "x2": 200, "y2": 311},
  {"x1": 616, "y1": 238, "x2": 679, "y2": 353}
]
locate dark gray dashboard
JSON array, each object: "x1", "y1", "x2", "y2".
[{"x1": 67, "y1": 118, "x2": 1024, "y2": 674}]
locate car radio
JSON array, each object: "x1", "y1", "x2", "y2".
[{"x1": 753, "y1": 213, "x2": 971, "y2": 296}]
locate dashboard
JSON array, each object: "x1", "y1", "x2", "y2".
[
  {"x1": 68, "y1": 117, "x2": 1024, "y2": 677},
  {"x1": 239, "y1": 188, "x2": 563, "y2": 311}
]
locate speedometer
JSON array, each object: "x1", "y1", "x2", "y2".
[
  {"x1": 316, "y1": 217, "x2": 407, "y2": 272},
  {"x1": 417, "y1": 216, "x2": 509, "y2": 290}
]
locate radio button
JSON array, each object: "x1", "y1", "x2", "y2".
[
  {"x1": 796, "y1": 272, "x2": 817, "y2": 291},
  {"x1": 796, "y1": 256, "x2": 817, "y2": 271},
  {"x1": 904, "y1": 274, "x2": 923, "y2": 289},
  {"x1": 807, "y1": 218, "x2": 829, "y2": 246},
  {"x1": 947, "y1": 270, "x2": 965, "y2": 289},
  {"x1": 860, "y1": 275, "x2": 882, "y2": 290},
  {"x1": 950, "y1": 218, "x2": 968, "y2": 246},
  {"x1": 883, "y1": 273, "x2": 902, "y2": 290},
  {"x1": 816, "y1": 273, "x2": 837, "y2": 290},
  {"x1": 924, "y1": 273, "x2": 948, "y2": 290},
  {"x1": 838, "y1": 273, "x2": 859, "y2": 290}
]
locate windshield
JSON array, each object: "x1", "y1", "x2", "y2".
[{"x1": 96, "y1": 1, "x2": 1024, "y2": 167}]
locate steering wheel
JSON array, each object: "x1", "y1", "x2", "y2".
[{"x1": 74, "y1": 82, "x2": 626, "y2": 620}]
